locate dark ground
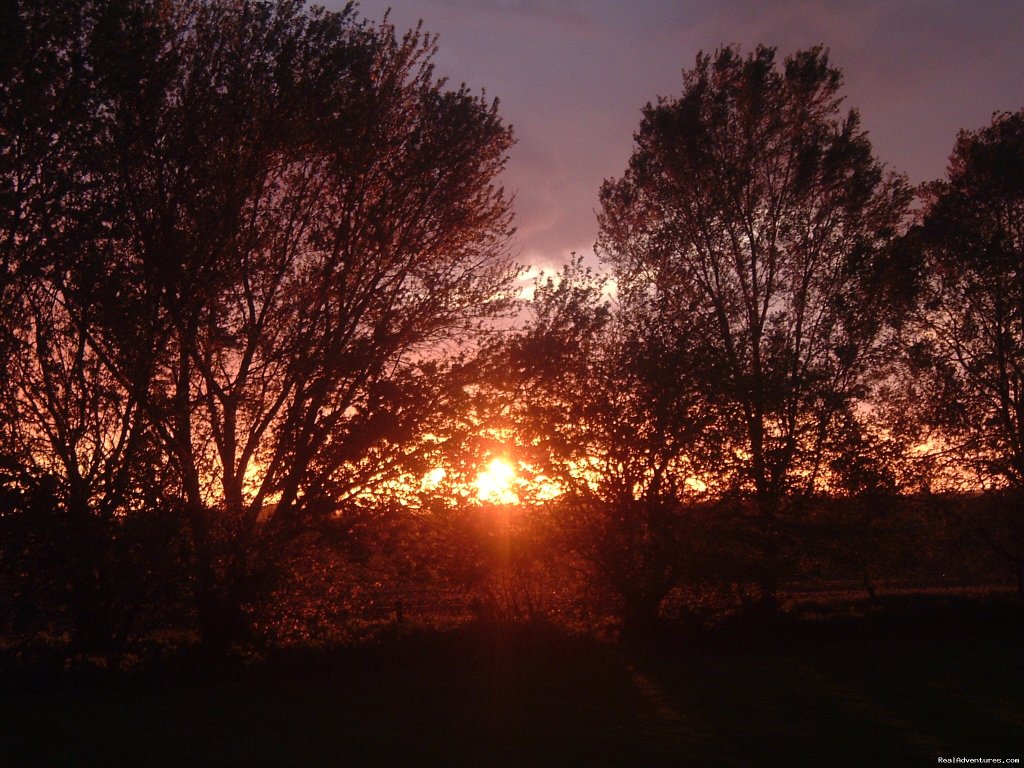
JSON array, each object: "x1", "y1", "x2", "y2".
[{"x1": 2, "y1": 595, "x2": 1022, "y2": 767}]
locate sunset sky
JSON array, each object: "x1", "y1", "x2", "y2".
[{"x1": 342, "y1": 0, "x2": 1024, "y2": 274}]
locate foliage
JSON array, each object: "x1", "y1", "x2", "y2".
[
  {"x1": 597, "y1": 45, "x2": 912, "y2": 600},
  {"x1": 910, "y1": 110, "x2": 1024, "y2": 486},
  {"x1": 905, "y1": 109, "x2": 1024, "y2": 590},
  {"x1": 491, "y1": 258, "x2": 729, "y2": 633},
  {"x1": 0, "y1": 0, "x2": 516, "y2": 652},
  {"x1": 3, "y1": 4, "x2": 1022, "y2": 654}
]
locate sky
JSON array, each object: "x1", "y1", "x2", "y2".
[{"x1": 330, "y1": 0, "x2": 1024, "y2": 274}]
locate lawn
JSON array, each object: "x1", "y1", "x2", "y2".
[{"x1": 2, "y1": 598, "x2": 1022, "y2": 767}]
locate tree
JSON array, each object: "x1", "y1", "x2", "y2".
[
  {"x1": 498, "y1": 260, "x2": 724, "y2": 636},
  {"x1": 598, "y1": 46, "x2": 911, "y2": 604},
  {"x1": 909, "y1": 109, "x2": 1024, "y2": 590},
  {"x1": 3, "y1": 0, "x2": 516, "y2": 651},
  {"x1": 0, "y1": 281, "x2": 184, "y2": 654},
  {"x1": 1, "y1": 0, "x2": 187, "y2": 655}
]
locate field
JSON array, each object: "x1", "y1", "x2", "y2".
[{"x1": 3, "y1": 595, "x2": 1022, "y2": 767}]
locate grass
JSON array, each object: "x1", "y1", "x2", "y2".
[{"x1": 2, "y1": 596, "x2": 1022, "y2": 767}]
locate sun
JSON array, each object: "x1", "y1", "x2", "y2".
[{"x1": 474, "y1": 457, "x2": 518, "y2": 504}]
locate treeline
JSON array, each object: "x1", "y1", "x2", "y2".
[
  {"x1": 495, "y1": 48, "x2": 1024, "y2": 632},
  {"x1": 0, "y1": 0, "x2": 1021, "y2": 657}
]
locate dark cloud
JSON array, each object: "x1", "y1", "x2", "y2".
[{"x1": 341, "y1": 0, "x2": 1024, "y2": 268}]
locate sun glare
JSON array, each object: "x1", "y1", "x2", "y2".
[
  {"x1": 474, "y1": 457, "x2": 518, "y2": 504},
  {"x1": 422, "y1": 466, "x2": 447, "y2": 490}
]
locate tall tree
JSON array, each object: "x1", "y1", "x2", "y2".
[
  {"x1": 909, "y1": 110, "x2": 1024, "y2": 589},
  {"x1": 4, "y1": 0, "x2": 516, "y2": 650},
  {"x1": 0, "y1": 0, "x2": 183, "y2": 654},
  {"x1": 913, "y1": 110, "x2": 1024, "y2": 484},
  {"x1": 598, "y1": 46, "x2": 911, "y2": 604},
  {"x1": 498, "y1": 260, "x2": 723, "y2": 635}
]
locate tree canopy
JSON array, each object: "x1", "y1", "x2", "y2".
[
  {"x1": 910, "y1": 110, "x2": 1024, "y2": 487},
  {"x1": 1, "y1": 0, "x2": 516, "y2": 651},
  {"x1": 597, "y1": 45, "x2": 912, "y2": 601},
  {"x1": 2, "y1": 7, "x2": 1022, "y2": 652}
]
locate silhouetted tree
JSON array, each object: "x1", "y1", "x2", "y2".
[
  {"x1": 908, "y1": 109, "x2": 1024, "y2": 590},
  {"x1": 0, "y1": 0, "x2": 189, "y2": 654},
  {"x1": 0, "y1": 0, "x2": 98, "y2": 326},
  {"x1": 498, "y1": 259, "x2": 725, "y2": 636},
  {"x1": 2, "y1": 0, "x2": 516, "y2": 651},
  {"x1": 598, "y1": 46, "x2": 911, "y2": 606},
  {"x1": 0, "y1": 282, "x2": 184, "y2": 654}
]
